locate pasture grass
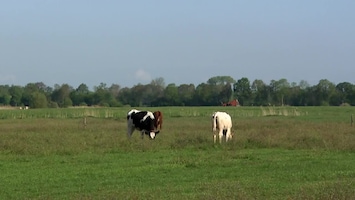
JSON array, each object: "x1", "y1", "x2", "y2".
[{"x1": 0, "y1": 106, "x2": 355, "y2": 199}]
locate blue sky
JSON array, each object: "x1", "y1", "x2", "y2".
[{"x1": 1, "y1": 1, "x2": 354, "y2": 90}]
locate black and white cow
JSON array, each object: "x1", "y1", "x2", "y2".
[{"x1": 127, "y1": 109, "x2": 160, "y2": 139}]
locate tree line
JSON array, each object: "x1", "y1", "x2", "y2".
[{"x1": 0, "y1": 76, "x2": 354, "y2": 108}]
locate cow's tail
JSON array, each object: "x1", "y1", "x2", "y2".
[{"x1": 212, "y1": 115, "x2": 217, "y2": 132}]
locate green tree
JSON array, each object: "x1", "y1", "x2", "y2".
[
  {"x1": 51, "y1": 84, "x2": 73, "y2": 107},
  {"x1": 219, "y1": 83, "x2": 233, "y2": 104},
  {"x1": 0, "y1": 85, "x2": 11, "y2": 105},
  {"x1": 140, "y1": 84, "x2": 158, "y2": 106},
  {"x1": 207, "y1": 76, "x2": 234, "y2": 105},
  {"x1": 92, "y1": 82, "x2": 118, "y2": 107},
  {"x1": 29, "y1": 91, "x2": 48, "y2": 108},
  {"x1": 195, "y1": 83, "x2": 216, "y2": 105},
  {"x1": 267, "y1": 79, "x2": 291, "y2": 106},
  {"x1": 70, "y1": 83, "x2": 90, "y2": 106},
  {"x1": 164, "y1": 83, "x2": 180, "y2": 106},
  {"x1": 117, "y1": 87, "x2": 132, "y2": 106},
  {"x1": 299, "y1": 80, "x2": 310, "y2": 90},
  {"x1": 77, "y1": 83, "x2": 90, "y2": 94},
  {"x1": 315, "y1": 79, "x2": 336, "y2": 106},
  {"x1": 251, "y1": 79, "x2": 270, "y2": 106},
  {"x1": 9, "y1": 85, "x2": 24, "y2": 106},
  {"x1": 207, "y1": 76, "x2": 236, "y2": 85},
  {"x1": 151, "y1": 77, "x2": 165, "y2": 91},
  {"x1": 109, "y1": 84, "x2": 121, "y2": 99},
  {"x1": 336, "y1": 82, "x2": 355, "y2": 105},
  {"x1": 303, "y1": 86, "x2": 317, "y2": 106},
  {"x1": 129, "y1": 84, "x2": 146, "y2": 106},
  {"x1": 147, "y1": 78, "x2": 165, "y2": 106},
  {"x1": 178, "y1": 84, "x2": 195, "y2": 106},
  {"x1": 271, "y1": 79, "x2": 290, "y2": 106},
  {"x1": 22, "y1": 83, "x2": 40, "y2": 106},
  {"x1": 233, "y1": 77, "x2": 252, "y2": 106},
  {"x1": 289, "y1": 85, "x2": 304, "y2": 106}
]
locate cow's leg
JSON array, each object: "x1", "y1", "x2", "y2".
[
  {"x1": 141, "y1": 131, "x2": 145, "y2": 139},
  {"x1": 219, "y1": 130, "x2": 223, "y2": 144},
  {"x1": 229, "y1": 128, "x2": 233, "y2": 140},
  {"x1": 226, "y1": 128, "x2": 231, "y2": 142},
  {"x1": 213, "y1": 133, "x2": 217, "y2": 143},
  {"x1": 127, "y1": 125, "x2": 134, "y2": 138}
]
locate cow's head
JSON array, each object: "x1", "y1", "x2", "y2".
[
  {"x1": 141, "y1": 111, "x2": 160, "y2": 139},
  {"x1": 147, "y1": 130, "x2": 160, "y2": 139}
]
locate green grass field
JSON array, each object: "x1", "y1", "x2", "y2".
[{"x1": 0, "y1": 106, "x2": 355, "y2": 199}]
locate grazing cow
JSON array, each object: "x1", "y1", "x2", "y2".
[
  {"x1": 127, "y1": 109, "x2": 160, "y2": 139},
  {"x1": 153, "y1": 111, "x2": 163, "y2": 130},
  {"x1": 211, "y1": 111, "x2": 233, "y2": 143}
]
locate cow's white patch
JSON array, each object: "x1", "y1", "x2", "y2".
[
  {"x1": 142, "y1": 112, "x2": 155, "y2": 122},
  {"x1": 149, "y1": 132, "x2": 156, "y2": 139},
  {"x1": 128, "y1": 109, "x2": 140, "y2": 116}
]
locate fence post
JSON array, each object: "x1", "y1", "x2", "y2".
[
  {"x1": 351, "y1": 114, "x2": 353, "y2": 127},
  {"x1": 84, "y1": 117, "x2": 87, "y2": 128}
]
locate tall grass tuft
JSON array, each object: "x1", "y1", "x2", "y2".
[{"x1": 260, "y1": 106, "x2": 304, "y2": 117}]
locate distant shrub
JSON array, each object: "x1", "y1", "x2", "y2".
[
  {"x1": 99, "y1": 102, "x2": 110, "y2": 107},
  {"x1": 48, "y1": 101, "x2": 59, "y2": 108},
  {"x1": 109, "y1": 100, "x2": 123, "y2": 107},
  {"x1": 62, "y1": 97, "x2": 73, "y2": 108},
  {"x1": 340, "y1": 103, "x2": 351, "y2": 106},
  {"x1": 79, "y1": 102, "x2": 87, "y2": 106},
  {"x1": 29, "y1": 92, "x2": 48, "y2": 108},
  {"x1": 320, "y1": 101, "x2": 329, "y2": 106}
]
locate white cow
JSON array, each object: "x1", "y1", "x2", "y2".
[{"x1": 211, "y1": 111, "x2": 233, "y2": 143}]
